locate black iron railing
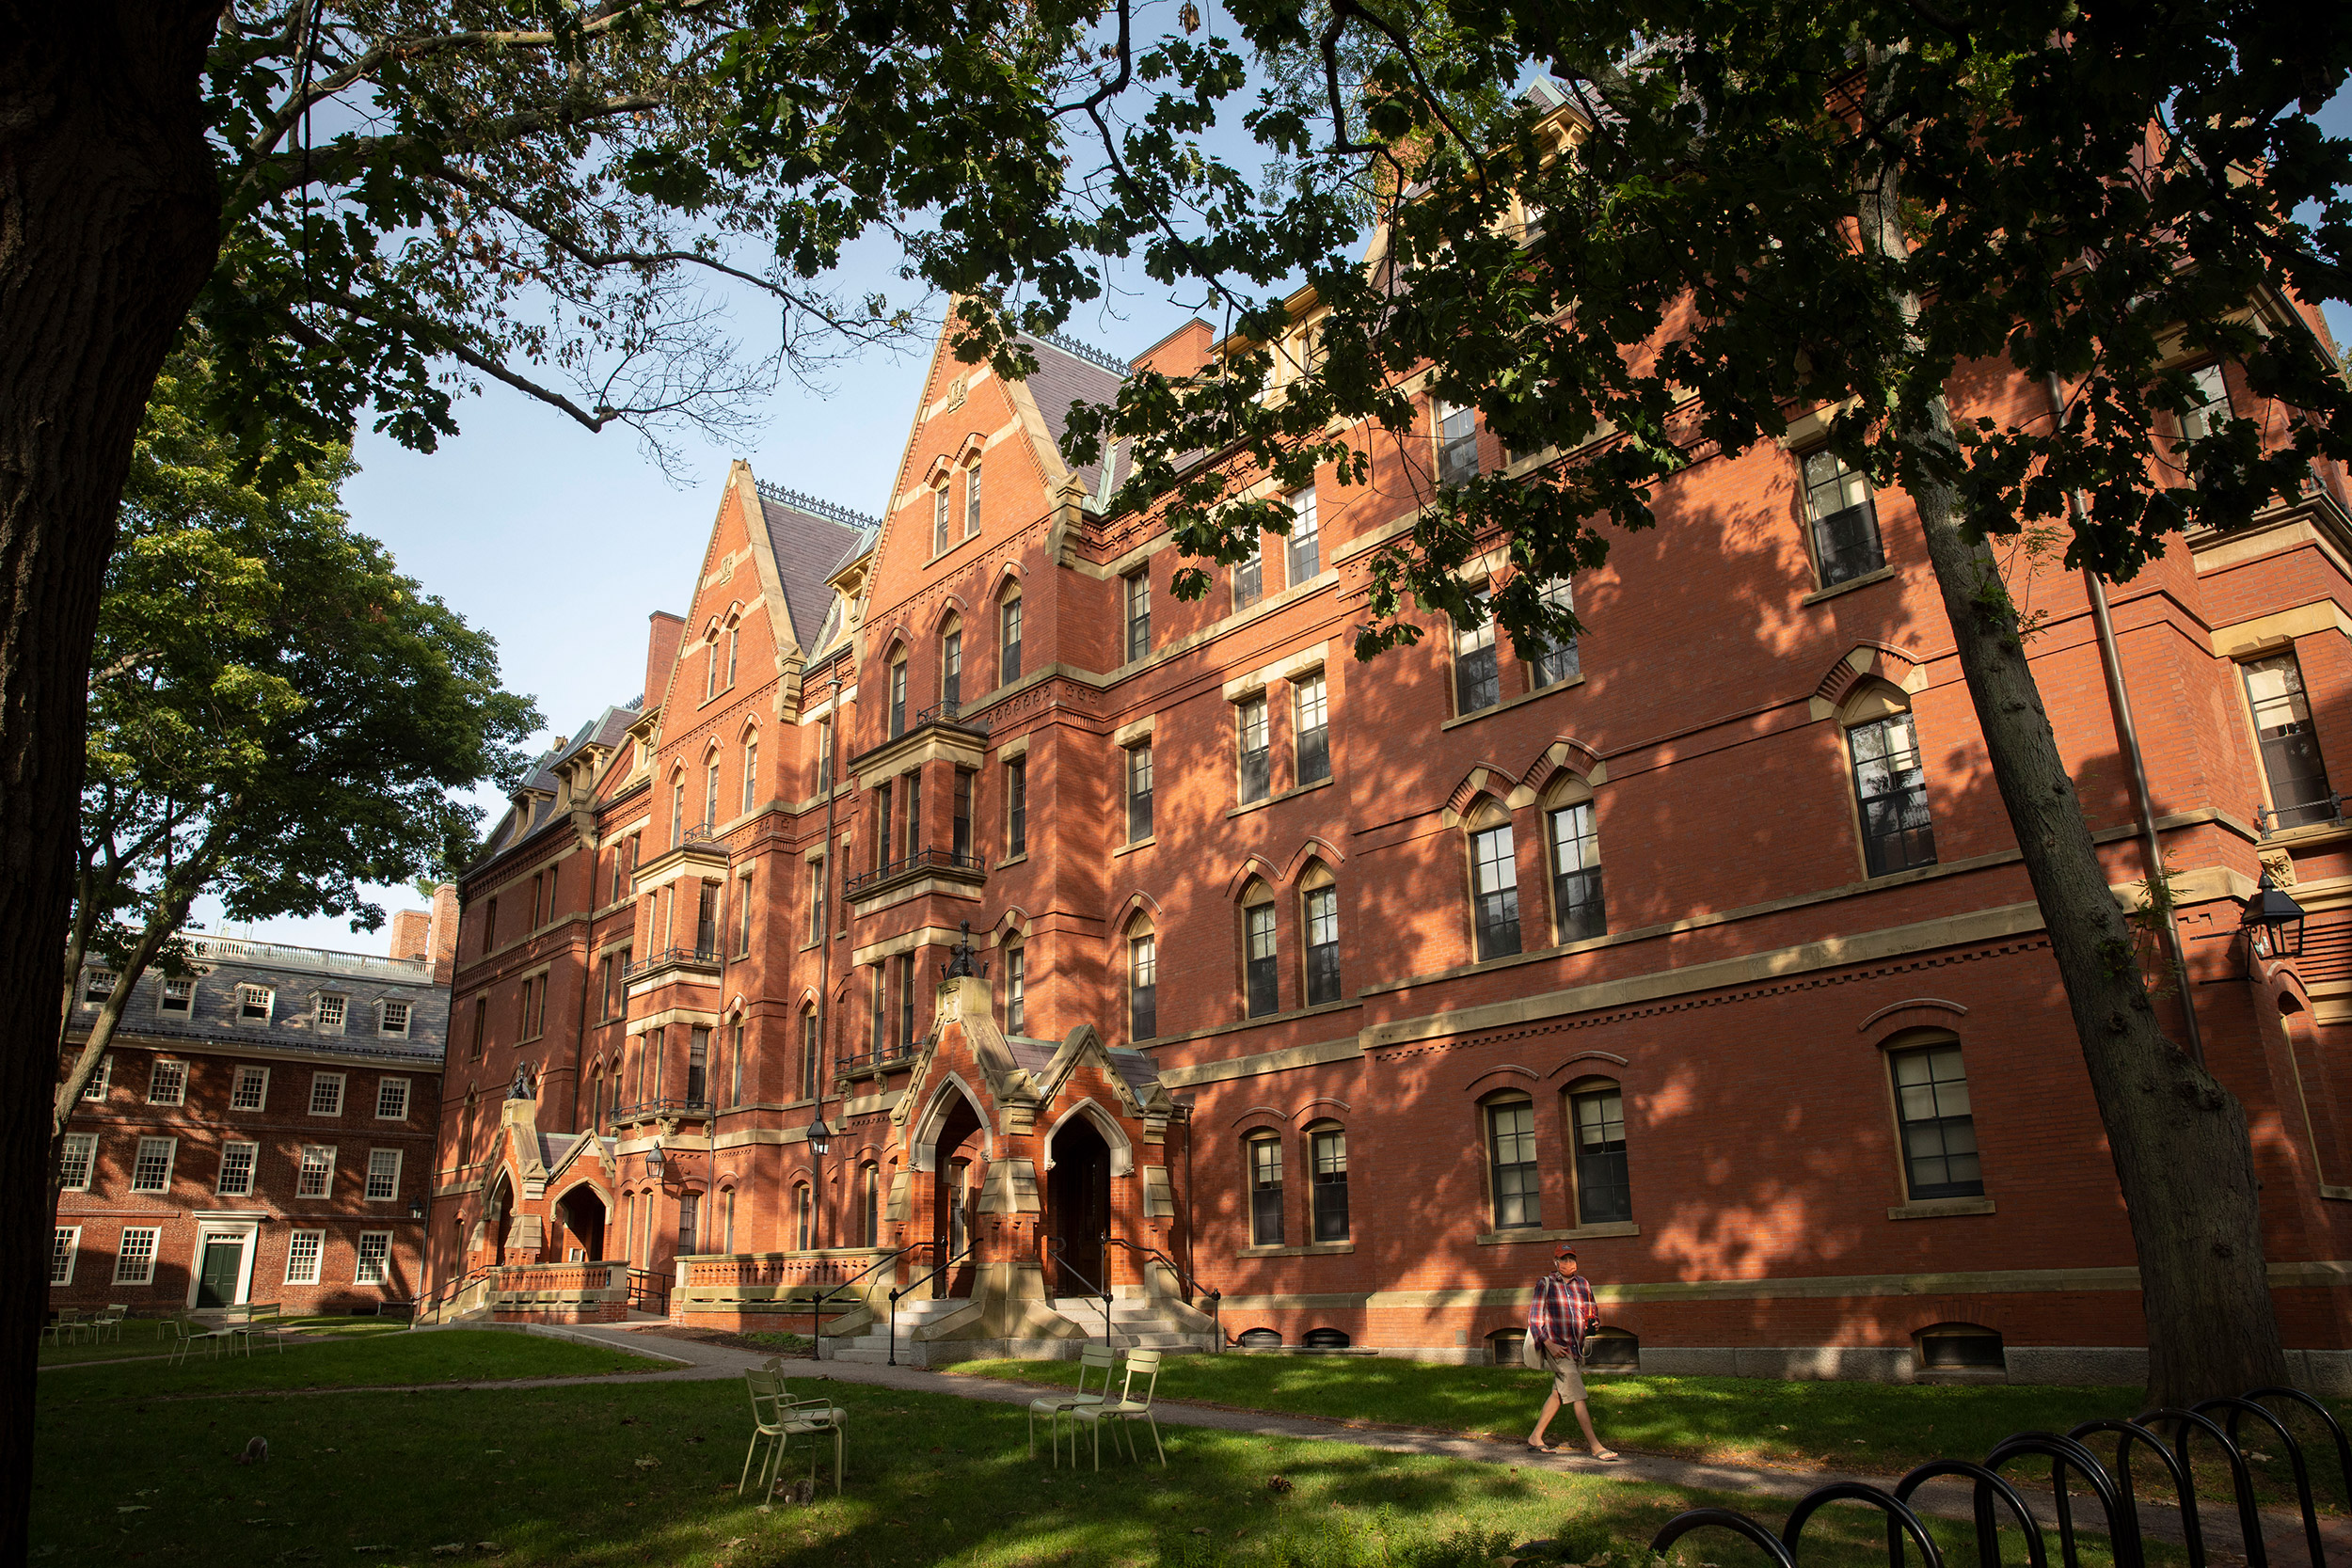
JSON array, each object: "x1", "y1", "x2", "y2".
[
  {"x1": 626, "y1": 1266, "x2": 669, "y2": 1315},
  {"x1": 842, "y1": 847, "x2": 984, "y2": 898},
  {"x1": 1102, "y1": 1235, "x2": 1221, "y2": 1352},
  {"x1": 413, "y1": 1261, "x2": 500, "y2": 1326},
  {"x1": 884, "y1": 1241, "x2": 971, "y2": 1366},
  {"x1": 680, "y1": 820, "x2": 732, "y2": 851},
  {"x1": 1643, "y1": 1385, "x2": 2347, "y2": 1568},
  {"x1": 611, "y1": 1097, "x2": 714, "y2": 1123},
  {"x1": 914, "y1": 699, "x2": 988, "y2": 734},
  {"x1": 2257, "y1": 793, "x2": 2346, "y2": 834},
  {"x1": 834, "y1": 1045, "x2": 918, "y2": 1079},
  {"x1": 1044, "y1": 1235, "x2": 1115, "y2": 1349},
  {"x1": 621, "y1": 945, "x2": 723, "y2": 980}
]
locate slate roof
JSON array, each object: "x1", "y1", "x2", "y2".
[
  {"x1": 1017, "y1": 333, "x2": 1131, "y2": 505},
  {"x1": 69, "y1": 940, "x2": 449, "y2": 1066},
  {"x1": 1002, "y1": 1036, "x2": 1166, "y2": 1099},
  {"x1": 756, "y1": 489, "x2": 870, "y2": 650},
  {"x1": 474, "y1": 702, "x2": 639, "y2": 869}
]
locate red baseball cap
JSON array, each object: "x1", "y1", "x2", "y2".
[{"x1": 1554, "y1": 1244, "x2": 1578, "y2": 1259}]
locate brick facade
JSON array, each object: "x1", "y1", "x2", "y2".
[
  {"x1": 436, "y1": 299, "x2": 2352, "y2": 1383},
  {"x1": 56, "y1": 924, "x2": 450, "y2": 1316}
]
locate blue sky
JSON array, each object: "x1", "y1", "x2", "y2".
[{"x1": 206, "y1": 98, "x2": 2352, "y2": 953}]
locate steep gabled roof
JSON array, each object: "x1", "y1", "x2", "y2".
[
  {"x1": 1017, "y1": 331, "x2": 1131, "y2": 503},
  {"x1": 754, "y1": 483, "x2": 873, "y2": 650}
]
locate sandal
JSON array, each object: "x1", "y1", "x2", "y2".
[
  {"x1": 1524, "y1": 1440, "x2": 1557, "y2": 1454},
  {"x1": 1589, "y1": 1449, "x2": 1621, "y2": 1463}
]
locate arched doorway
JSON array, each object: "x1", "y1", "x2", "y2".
[
  {"x1": 480, "y1": 1172, "x2": 514, "y2": 1263},
  {"x1": 556, "y1": 1186, "x2": 608, "y2": 1261},
  {"x1": 929, "y1": 1093, "x2": 985, "y2": 1299},
  {"x1": 1046, "y1": 1115, "x2": 1110, "y2": 1301}
]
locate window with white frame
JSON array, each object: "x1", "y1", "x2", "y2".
[
  {"x1": 1469, "y1": 806, "x2": 1522, "y2": 960},
  {"x1": 284, "y1": 1230, "x2": 325, "y2": 1286},
  {"x1": 230, "y1": 1064, "x2": 269, "y2": 1111},
  {"x1": 2179, "y1": 362, "x2": 2232, "y2": 446},
  {"x1": 355, "y1": 1231, "x2": 391, "y2": 1285},
  {"x1": 965, "y1": 461, "x2": 983, "y2": 537},
  {"x1": 1247, "y1": 1132, "x2": 1284, "y2": 1245},
  {"x1": 1454, "y1": 592, "x2": 1500, "y2": 714},
  {"x1": 1286, "y1": 487, "x2": 1320, "y2": 583},
  {"x1": 1233, "y1": 531, "x2": 1264, "y2": 611},
  {"x1": 932, "y1": 482, "x2": 952, "y2": 555},
  {"x1": 1438, "y1": 401, "x2": 1480, "y2": 487},
  {"x1": 58, "y1": 1133, "x2": 96, "y2": 1192},
  {"x1": 216, "y1": 1141, "x2": 259, "y2": 1197},
  {"x1": 81, "y1": 1055, "x2": 110, "y2": 1100},
  {"x1": 1123, "y1": 570, "x2": 1152, "y2": 661},
  {"x1": 315, "y1": 993, "x2": 347, "y2": 1033},
  {"x1": 114, "y1": 1227, "x2": 159, "y2": 1285},
  {"x1": 365, "y1": 1148, "x2": 403, "y2": 1201},
  {"x1": 239, "y1": 984, "x2": 275, "y2": 1022},
  {"x1": 1802, "y1": 447, "x2": 1884, "y2": 588},
  {"x1": 1529, "y1": 578, "x2": 1580, "y2": 689},
  {"x1": 310, "y1": 1071, "x2": 346, "y2": 1117},
  {"x1": 1294, "y1": 672, "x2": 1330, "y2": 786},
  {"x1": 83, "y1": 969, "x2": 117, "y2": 1006},
  {"x1": 376, "y1": 1078, "x2": 411, "y2": 1120},
  {"x1": 130, "y1": 1137, "x2": 176, "y2": 1193},
  {"x1": 1237, "y1": 695, "x2": 1270, "y2": 804},
  {"x1": 148, "y1": 1058, "x2": 187, "y2": 1105},
  {"x1": 52, "y1": 1227, "x2": 80, "y2": 1287},
  {"x1": 1486, "y1": 1097, "x2": 1540, "y2": 1229},
  {"x1": 296, "y1": 1145, "x2": 335, "y2": 1199},
  {"x1": 160, "y1": 976, "x2": 194, "y2": 1013}
]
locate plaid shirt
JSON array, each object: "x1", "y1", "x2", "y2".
[{"x1": 1528, "y1": 1270, "x2": 1597, "y2": 1359}]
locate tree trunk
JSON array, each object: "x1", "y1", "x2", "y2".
[
  {"x1": 0, "y1": 4, "x2": 224, "y2": 1558},
  {"x1": 1856, "y1": 51, "x2": 2289, "y2": 1405}
]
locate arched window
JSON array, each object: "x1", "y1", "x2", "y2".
[
  {"x1": 1307, "y1": 1119, "x2": 1349, "y2": 1242},
  {"x1": 670, "y1": 773, "x2": 687, "y2": 847},
  {"x1": 1545, "y1": 778, "x2": 1605, "y2": 942},
  {"x1": 741, "y1": 730, "x2": 759, "y2": 815},
  {"x1": 705, "y1": 629, "x2": 721, "y2": 701},
  {"x1": 1300, "y1": 863, "x2": 1341, "y2": 1006},
  {"x1": 1467, "y1": 800, "x2": 1521, "y2": 959},
  {"x1": 1565, "y1": 1077, "x2": 1631, "y2": 1225},
  {"x1": 728, "y1": 1014, "x2": 747, "y2": 1107},
  {"x1": 1484, "y1": 1092, "x2": 1540, "y2": 1230},
  {"x1": 1126, "y1": 915, "x2": 1158, "y2": 1041},
  {"x1": 999, "y1": 587, "x2": 1024, "y2": 685},
  {"x1": 963, "y1": 460, "x2": 983, "y2": 538},
  {"x1": 590, "y1": 1064, "x2": 605, "y2": 1135},
  {"x1": 1241, "y1": 880, "x2": 1278, "y2": 1018},
  {"x1": 941, "y1": 614, "x2": 963, "y2": 712},
  {"x1": 794, "y1": 1181, "x2": 814, "y2": 1252},
  {"x1": 1003, "y1": 940, "x2": 1026, "y2": 1035},
  {"x1": 932, "y1": 478, "x2": 952, "y2": 556},
  {"x1": 704, "y1": 754, "x2": 722, "y2": 829},
  {"x1": 888, "y1": 649, "x2": 909, "y2": 737},
  {"x1": 861, "y1": 1162, "x2": 880, "y2": 1247},
  {"x1": 1842, "y1": 685, "x2": 1936, "y2": 876},
  {"x1": 1885, "y1": 1032, "x2": 1983, "y2": 1199},
  {"x1": 723, "y1": 1187, "x2": 738, "y2": 1254},
  {"x1": 725, "y1": 619, "x2": 739, "y2": 689},
  {"x1": 1245, "y1": 1130, "x2": 1284, "y2": 1245},
  {"x1": 798, "y1": 1006, "x2": 819, "y2": 1101}
]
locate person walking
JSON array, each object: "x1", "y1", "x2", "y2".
[{"x1": 1525, "y1": 1244, "x2": 1617, "y2": 1460}]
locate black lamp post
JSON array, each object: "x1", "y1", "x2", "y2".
[
  {"x1": 808, "y1": 1119, "x2": 833, "y2": 1155},
  {"x1": 408, "y1": 1197, "x2": 425, "y2": 1220},
  {"x1": 645, "y1": 1141, "x2": 667, "y2": 1179},
  {"x1": 2241, "y1": 870, "x2": 2308, "y2": 960}
]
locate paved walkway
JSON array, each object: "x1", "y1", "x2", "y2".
[{"x1": 546, "y1": 1323, "x2": 2342, "y2": 1562}]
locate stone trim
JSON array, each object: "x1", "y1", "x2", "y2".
[
  {"x1": 1474, "y1": 1221, "x2": 1640, "y2": 1246},
  {"x1": 1155, "y1": 1034, "x2": 1364, "y2": 1089},
  {"x1": 1887, "y1": 1196, "x2": 1997, "y2": 1221}
]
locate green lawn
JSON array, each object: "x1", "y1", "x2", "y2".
[
  {"x1": 36, "y1": 1315, "x2": 409, "y2": 1366},
  {"x1": 948, "y1": 1355, "x2": 2351, "y2": 1515},
  {"x1": 38, "y1": 1328, "x2": 662, "y2": 1398},
  {"x1": 32, "y1": 1366, "x2": 2178, "y2": 1568}
]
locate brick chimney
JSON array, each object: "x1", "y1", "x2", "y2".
[
  {"x1": 644, "y1": 610, "x2": 686, "y2": 709},
  {"x1": 1132, "y1": 317, "x2": 1214, "y2": 379},
  {"x1": 428, "y1": 881, "x2": 460, "y2": 985},
  {"x1": 389, "y1": 909, "x2": 432, "y2": 963}
]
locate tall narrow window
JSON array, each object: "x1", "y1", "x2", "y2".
[
  {"x1": 1486, "y1": 1099, "x2": 1539, "y2": 1228},
  {"x1": 964, "y1": 463, "x2": 983, "y2": 537},
  {"x1": 1803, "y1": 448, "x2": 1884, "y2": 587},
  {"x1": 2245, "y1": 652, "x2": 2335, "y2": 828},
  {"x1": 1126, "y1": 744, "x2": 1154, "y2": 842},
  {"x1": 889, "y1": 655, "x2": 908, "y2": 737},
  {"x1": 1438, "y1": 401, "x2": 1480, "y2": 487},
  {"x1": 687, "y1": 1027, "x2": 708, "y2": 1104},
  {"x1": 952, "y1": 768, "x2": 974, "y2": 860},
  {"x1": 2180, "y1": 363, "x2": 2233, "y2": 445},
  {"x1": 898, "y1": 952, "x2": 915, "y2": 1052},
  {"x1": 1548, "y1": 799, "x2": 1605, "y2": 942},
  {"x1": 1006, "y1": 758, "x2": 1028, "y2": 857},
  {"x1": 671, "y1": 778, "x2": 686, "y2": 846},
  {"x1": 875, "y1": 781, "x2": 894, "y2": 871},
  {"x1": 695, "y1": 879, "x2": 719, "y2": 953},
  {"x1": 741, "y1": 733, "x2": 758, "y2": 814},
  {"x1": 808, "y1": 856, "x2": 827, "y2": 944},
  {"x1": 818, "y1": 717, "x2": 835, "y2": 792},
  {"x1": 737, "y1": 870, "x2": 754, "y2": 954},
  {"x1": 1237, "y1": 695, "x2": 1270, "y2": 804},
  {"x1": 862, "y1": 1163, "x2": 881, "y2": 1246},
  {"x1": 1848, "y1": 709, "x2": 1937, "y2": 875},
  {"x1": 800, "y1": 1007, "x2": 819, "y2": 1099},
  {"x1": 1233, "y1": 535, "x2": 1263, "y2": 611},
  {"x1": 1129, "y1": 929, "x2": 1158, "y2": 1041},
  {"x1": 728, "y1": 1020, "x2": 744, "y2": 1107},
  {"x1": 1005, "y1": 942, "x2": 1026, "y2": 1034},
  {"x1": 796, "y1": 1183, "x2": 815, "y2": 1252},
  {"x1": 1123, "y1": 570, "x2": 1152, "y2": 662},
  {"x1": 705, "y1": 757, "x2": 721, "y2": 828},
  {"x1": 1454, "y1": 594, "x2": 1500, "y2": 714},
  {"x1": 1244, "y1": 895, "x2": 1279, "y2": 1018},
  {"x1": 1286, "y1": 487, "x2": 1320, "y2": 583},
  {"x1": 1302, "y1": 878, "x2": 1341, "y2": 1006},
  {"x1": 1294, "y1": 672, "x2": 1329, "y2": 785},
  {"x1": 485, "y1": 896, "x2": 499, "y2": 952},
  {"x1": 1247, "y1": 1133, "x2": 1284, "y2": 1245},
  {"x1": 470, "y1": 997, "x2": 487, "y2": 1060},
  {"x1": 726, "y1": 623, "x2": 739, "y2": 689},
  {"x1": 706, "y1": 635, "x2": 720, "y2": 701},
  {"x1": 1470, "y1": 814, "x2": 1522, "y2": 959},
  {"x1": 943, "y1": 626, "x2": 963, "y2": 711},
  {"x1": 1310, "y1": 1125, "x2": 1349, "y2": 1242},
  {"x1": 904, "y1": 770, "x2": 922, "y2": 861},
  {"x1": 869, "y1": 964, "x2": 887, "y2": 1054},
  {"x1": 1000, "y1": 594, "x2": 1024, "y2": 685},
  {"x1": 1530, "y1": 578, "x2": 1580, "y2": 689},
  {"x1": 724, "y1": 1187, "x2": 737, "y2": 1253},
  {"x1": 1570, "y1": 1083, "x2": 1631, "y2": 1224},
  {"x1": 1891, "y1": 1041, "x2": 1984, "y2": 1199},
  {"x1": 932, "y1": 483, "x2": 951, "y2": 555}
]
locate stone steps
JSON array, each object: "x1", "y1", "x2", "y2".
[{"x1": 823, "y1": 1294, "x2": 1216, "y2": 1366}]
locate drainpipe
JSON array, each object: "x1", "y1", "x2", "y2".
[
  {"x1": 812, "y1": 664, "x2": 844, "y2": 1248},
  {"x1": 2046, "y1": 374, "x2": 2207, "y2": 1065}
]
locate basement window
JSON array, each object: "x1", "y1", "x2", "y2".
[{"x1": 1916, "y1": 1323, "x2": 2005, "y2": 1370}]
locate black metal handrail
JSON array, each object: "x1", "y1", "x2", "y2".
[
  {"x1": 625, "y1": 1266, "x2": 669, "y2": 1315},
  {"x1": 1044, "y1": 1235, "x2": 1115, "y2": 1350},
  {"x1": 798, "y1": 1242, "x2": 930, "y2": 1353},
  {"x1": 2256, "y1": 792, "x2": 2346, "y2": 834},
  {"x1": 1641, "y1": 1384, "x2": 2348, "y2": 1568},
  {"x1": 884, "y1": 1242, "x2": 971, "y2": 1366},
  {"x1": 413, "y1": 1261, "x2": 500, "y2": 1326},
  {"x1": 1102, "y1": 1235, "x2": 1222, "y2": 1353},
  {"x1": 834, "y1": 1044, "x2": 919, "y2": 1078},
  {"x1": 621, "y1": 944, "x2": 723, "y2": 979},
  {"x1": 611, "y1": 1097, "x2": 714, "y2": 1122},
  {"x1": 842, "y1": 846, "x2": 984, "y2": 898},
  {"x1": 681, "y1": 820, "x2": 732, "y2": 850},
  {"x1": 914, "y1": 699, "x2": 988, "y2": 734}
]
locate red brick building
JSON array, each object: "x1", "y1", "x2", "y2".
[
  {"x1": 432, "y1": 291, "x2": 2352, "y2": 1384},
  {"x1": 56, "y1": 903, "x2": 453, "y2": 1316}
]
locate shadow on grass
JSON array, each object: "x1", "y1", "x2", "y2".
[{"x1": 37, "y1": 1328, "x2": 660, "y2": 1401}]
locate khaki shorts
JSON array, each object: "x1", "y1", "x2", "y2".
[{"x1": 1547, "y1": 1352, "x2": 1587, "y2": 1402}]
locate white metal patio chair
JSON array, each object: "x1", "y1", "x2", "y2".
[
  {"x1": 1028, "y1": 1344, "x2": 1118, "y2": 1465},
  {"x1": 1069, "y1": 1347, "x2": 1167, "y2": 1469},
  {"x1": 739, "y1": 1356, "x2": 849, "y2": 1499}
]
